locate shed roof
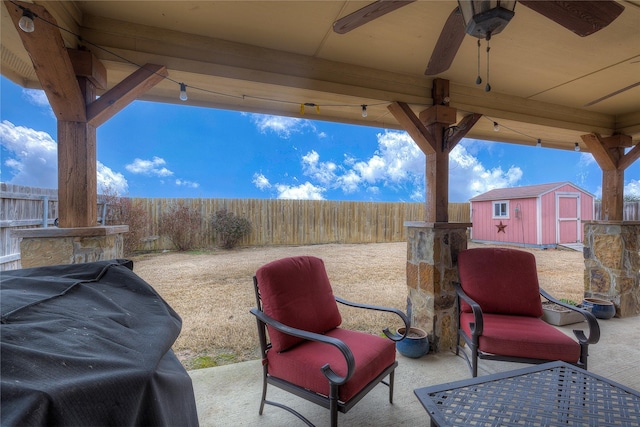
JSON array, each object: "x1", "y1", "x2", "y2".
[{"x1": 469, "y1": 182, "x2": 591, "y2": 202}]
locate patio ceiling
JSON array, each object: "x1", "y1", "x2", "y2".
[{"x1": 2, "y1": 1, "x2": 639, "y2": 152}]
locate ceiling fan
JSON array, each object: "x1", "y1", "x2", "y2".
[{"x1": 333, "y1": 1, "x2": 625, "y2": 76}]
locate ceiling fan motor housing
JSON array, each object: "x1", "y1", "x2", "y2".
[{"x1": 459, "y1": 2, "x2": 516, "y2": 39}]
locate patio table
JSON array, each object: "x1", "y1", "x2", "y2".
[{"x1": 415, "y1": 360, "x2": 640, "y2": 426}]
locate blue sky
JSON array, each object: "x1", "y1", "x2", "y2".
[{"x1": 1, "y1": 76, "x2": 638, "y2": 202}]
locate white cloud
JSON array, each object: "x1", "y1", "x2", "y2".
[
  {"x1": 276, "y1": 182, "x2": 325, "y2": 200},
  {"x1": 176, "y1": 179, "x2": 199, "y2": 188},
  {"x1": 125, "y1": 157, "x2": 173, "y2": 177},
  {"x1": 1, "y1": 120, "x2": 57, "y2": 187},
  {"x1": 449, "y1": 141, "x2": 523, "y2": 201},
  {"x1": 22, "y1": 88, "x2": 50, "y2": 108},
  {"x1": 252, "y1": 172, "x2": 271, "y2": 190},
  {"x1": 302, "y1": 150, "x2": 338, "y2": 185},
  {"x1": 251, "y1": 115, "x2": 306, "y2": 138},
  {"x1": 0, "y1": 120, "x2": 128, "y2": 194},
  {"x1": 625, "y1": 179, "x2": 640, "y2": 198},
  {"x1": 252, "y1": 130, "x2": 528, "y2": 202},
  {"x1": 98, "y1": 162, "x2": 128, "y2": 195}
]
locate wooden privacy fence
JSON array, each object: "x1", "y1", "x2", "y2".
[
  {"x1": 4, "y1": 183, "x2": 640, "y2": 269},
  {"x1": 594, "y1": 202, "x2": 640, "y2": 223},
  {"x1": 132, "y1": 198, "x2": 471, "y2": 251}
]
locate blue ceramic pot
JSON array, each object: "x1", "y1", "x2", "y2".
[
  {"x1": 396, "y1": 327, "x2": 429, "y2": 358},
  {"x1": 582, "y1": 298, "x2": 616, "y2": 319}
]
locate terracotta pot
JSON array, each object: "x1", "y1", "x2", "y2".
[{"x1": 396, "y1": 327, "x2": 429, "y2": 358}]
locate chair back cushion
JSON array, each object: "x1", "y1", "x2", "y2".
[
  {"x1": 458, "y1": 248, "x2": 543, "y2": 317},
  {"x1": 256, "y1": 256, "x2": 342, "y2": 352}
]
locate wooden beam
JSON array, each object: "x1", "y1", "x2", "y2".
[
  {"x1": 4, "y1": 0, "x2": 86, "y2": 122},
  {"x1": 87, "y1": 64, "x2": 168, "y2": 127},
  {"x1": 387, "y1": 102, "x2": 436, "y2": 155},
  {"x1": 446, "y1": 113, "x2": 482, "y2": 151},
  {"x1": 619, "y1": 143, "x2": 640, "y2": 172},
  {"x1": 68, "y1": 49, "x2": 107, "y2": 90},
  {"x1": 581, "y1": 133, "x2": 616, "y2": 170}
]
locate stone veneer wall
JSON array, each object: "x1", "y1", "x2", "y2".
[
  {"x1": 583, "y1": 221, "x2": 640, "y2": 317},
  {"x1": 13, "y1": 226, "x2": 128, "y2": 269},
  {"x1": 405, "y1": 222, "x2": 470, "y2": 352}
]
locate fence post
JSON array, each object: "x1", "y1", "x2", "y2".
[{"x1": 42, "y1": 196, "x2": 49, "y2": 228}]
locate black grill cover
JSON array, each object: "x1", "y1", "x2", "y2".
[{"x1": 1, "y1": 259, "x2": 199, "y2": 426}]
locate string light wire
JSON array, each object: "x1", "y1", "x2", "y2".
[{"x1": 10, "y1": 0, "x2": 557, "y2": 147}]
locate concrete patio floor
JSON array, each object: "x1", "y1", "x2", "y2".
[{"x1": 190, "y1": 316, "x2": 640, "y2": 426}]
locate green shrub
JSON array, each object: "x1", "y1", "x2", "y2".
[
  {"x1": 159, "y1": 202, "x2": 202, "y2": 251},
  {"x1": 210, "y1": 208, "x2": 252, "y2": 249}
]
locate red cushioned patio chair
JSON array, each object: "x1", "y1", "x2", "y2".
[
  {"x1": 455, "y1": 247, "x2": 600, "y2": 377},
  {"x1": 250, "y1": 256, "x2": 409, "y2": 427}
]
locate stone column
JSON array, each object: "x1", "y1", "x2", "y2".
[
  {"x1": 405, "y1": 221, "x2": 470, "y2": 352},
  {"x1": 583, "y1": 221, "x2": 640, "y2": 317},
  {"x1": 12, "y1": 226, "x2": 128, "y2": 268}
]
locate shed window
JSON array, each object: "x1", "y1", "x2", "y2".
[{"x1": 493, "y1": 201, "x2": 509, "y2": 218}]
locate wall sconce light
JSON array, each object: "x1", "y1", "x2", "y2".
[
  {"x1": 361, "y1": 105, "x2": 368, "y2": 118},
  {"x1": 574, "y1": 142, "x2": 580, "y2": 152}
]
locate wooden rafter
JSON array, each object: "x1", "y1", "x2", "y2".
[
  {"x1": 4, "y1": 0, "x2": 86, "y2": 122},
  {"x1": 445, "y1": 113, "x2": 482, "y2": 151},
  {"x1": 581, "y1": 133, "x2": 636, "y2": 171},
  {"x1": 88, "y1": 64, "x2": 168, "y2": 127}
]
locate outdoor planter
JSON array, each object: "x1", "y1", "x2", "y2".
[
  {"x1": 541, "y1": 302, "x2": 584, "y2": 326},
  {"x1": 582, "y1": 298, "x2": 616, "y2": 319},
  {"x1": 396, "y1": 327, "x2": 429, "y2": 358}
]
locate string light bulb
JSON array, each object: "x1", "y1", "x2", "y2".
[
  {"x1": 179, "y1": 83, "x2": 188, "y2": 101},
  {"x1": 19, "y1": 9, "x2": 35, "y2": 33},
  {"x1": 574, "y1": 142, "x2": 580, "y2": 152},
  {"x1": 536, "y1": 139, "x2": 541, "y2": 148},
  {"x1": 493, "y1": 121, "x2": 499, "y2": 132},
  {"x1": 361, "y1": 105, "x2": 368, "y2": 118}
]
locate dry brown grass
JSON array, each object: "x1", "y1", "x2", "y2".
[{"x1": 130, "y1": 242, "x2": 584, "y2": 370}]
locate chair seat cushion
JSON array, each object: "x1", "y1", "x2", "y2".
[
  {"x1": 460, "y1": 313, "x2": 581, "y2": 362},
  {"x1": 266, "y1": 328, "x2": 396, "y2": 402}
]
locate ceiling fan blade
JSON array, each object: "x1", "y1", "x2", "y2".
[
  {"x1": 425, "y1": 7, "x2": 466, "y2": 76},
  {"x1": 333, "y1": 0, "x2": 416, "y2": 34},
  {"x1": 519, "y1": 0, "x2": 625, "y2": 37}
]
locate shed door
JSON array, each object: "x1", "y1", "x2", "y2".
[{"x1": 557, "y1": 193, "x2": 580, "y2": 243}]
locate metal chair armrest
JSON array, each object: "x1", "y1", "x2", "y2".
[
  {"x1": 250, "y1": 308, "x2": 355, "y2": 385},
  {"x1": 335, "y1": 296, "x2": 410, "y2": 341},
  {"x1": 539, "y1": 288, "x2": 600, "y2": 344},
  {"x1": 454, "y1": 282, "x2": 484, "y2": 337}
]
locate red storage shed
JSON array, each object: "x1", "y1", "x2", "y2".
[{"x1": 469, "y1": 182, "x2": 595, "y2": 248}]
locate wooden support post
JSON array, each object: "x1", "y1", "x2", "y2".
[
  {"x1": 57, "y1": 122, "x2": 97, "y2": 228},
  {"x1": 581, "y1": 133, "x2": 635, "y2": 221},
  {"x1": 6, "y1": 1, "x2": 167, "y2": 229}
]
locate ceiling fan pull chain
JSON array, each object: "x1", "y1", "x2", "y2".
[
  {"x1": 485, "y1": 37, "x2": 491, "y2": 92},
  {"x1": 475, "y1": 39, "x2": 482, "y2": 85}
]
